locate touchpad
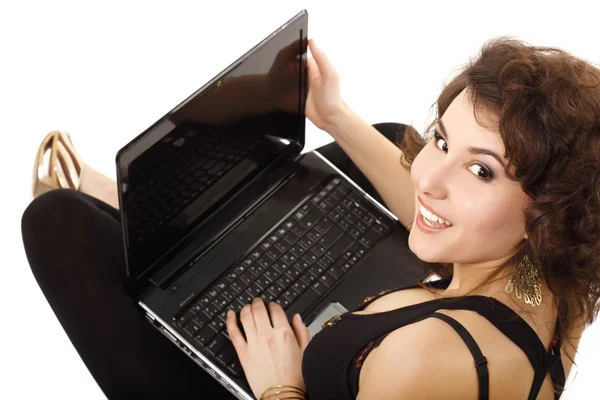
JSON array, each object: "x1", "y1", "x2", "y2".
[{"x1": 306, "y1": 301, "x2": 348, "y2": 340}]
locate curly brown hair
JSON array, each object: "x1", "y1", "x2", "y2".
[{"x1": 398, "y1": 38, "x2": 600, "y2": 346}]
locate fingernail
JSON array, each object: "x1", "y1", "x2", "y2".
[{"x1": 227, "y1": 310, "x2": 233, "y2": 318}]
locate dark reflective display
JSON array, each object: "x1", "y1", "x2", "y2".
[{"x1": 117, "y1": 15, "x2": 307, "y2": 280}]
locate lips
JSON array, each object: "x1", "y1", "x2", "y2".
[{"x1": 417, "y1": 196, "x2": 452, "y2": 225}]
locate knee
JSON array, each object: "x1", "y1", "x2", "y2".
[{"x1": 21, "y1": 189, "x2": 90, "y2": 270}]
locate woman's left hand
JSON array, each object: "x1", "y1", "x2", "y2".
[{"x1": 226, "y1": 297, "x2": 311, "y2": 399}]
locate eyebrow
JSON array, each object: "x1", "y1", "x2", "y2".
[{"x1": 437, "y1": 120, "x2": 507, "y2": 168}]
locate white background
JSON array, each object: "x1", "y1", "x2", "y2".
[{"x1": 2, "y1": 0, "x2": 599, "y2": 398}]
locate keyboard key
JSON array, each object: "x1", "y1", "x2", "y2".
[
  {"x1": 319, "y1": 273, "x2": 334, "y2": 288},
  {"x1": 289, "y1": 245, "x2": 306, "y2": 258},
  {"x1": 254, "y1": 276, "x2": 270, "y2": 290},
  {"x1": 274, "y1": 240, "x2": 289, "y2": 253},
  {"x1": 195, "y1": 326, "x2": 217, "y2": 346},
  {"x1": 249, "y1": 264, "x2": 262, "y2": 276},
  {"x1": 207, "y1": 333, "x2": 229, "y2": 356},
  {"x1": 256, "y1": 256, "x2": 274, "y2": 270},
  {"x1": 356, "y1": 221, "x2": 369, "y2": 233},
  {"x1": 318, "y1": 226, "x2": 343, "y2": 249},
  {"x1": 193, "y1": 313, "x2": 210, "y2": 329},
  {"x1": 183, "y1": 320, "x2": 203, "y2": 337},
  {"x1": 283, "y1": 289, "x2": 300, "y2": 303},
  {"x1": 260, "y1": 242, "x2": 272, "y2": 251},
  {"x1": 293, "y1": 259, "x2": 310, "y2": 273},
  {"x1": 349, "y1": 227, "x2": 361, "y2": 239},
  {"x1": 231, "y1": 278, "x2": 246, "y2": 294},
  {"x1": 190, "y1": 302, "x2": 203, "y2": 315},
  {"x1": 373, "y1": 220, "x2": 391, "y2": 235},
  {"x1": 240, "y1": 290, "x2": 254, "y2": 304},
  {"x1": 276, "y1": 274, "x2": 293, "y2": 290},
  {"x1": 210, "y1": 319, "x2": 225, "y2": 333},
  {"x1": 302, "y1": 252, "x2": 318, "y2": 265},
  {"x1": 249, "y1": 250, "x2": 262, "y2": 260},
  {"x1": 281, "y1": 252, "x2": 298, "y2": 265},
  {"x1": 266, "y1": 248, "x2": 282, "y2": 261},
  {"x1": 275, "y1": 296, "x2": 291, "y2": 309},
  {"x1": 268, "y1": 283, "x2": 284, "y2": 296},
  {"x1": 212, "y1": 294, "x2": 229, "y2": 311},
  {"x1": 217, "y1": 343, "x2": 237, "y2": 366},
  {"x1": 310, "y1": 244, "x2": 327, "y2": 257},
  {"x1": 325, "y1": 236, "x2": 354, "y2": 261},
  {"x1": 286, "y1": 267, "x2": 302, "y2": 280},
  {"x1": 264, "y1": 267, "x2": 279, "y2": 282},
  {"x1": 317, "y1": 257, "x2": 333, "y2": 269},
  {"x1": 301, "y1": 273, "x2": 316, "y2": 286},
  {"x1": 271, "y1": 260, "x2": 289, "y2": 274},
  {"x1": 339, "y1": 261, "x2": 353, "y2": 272},
  {"x1": 311, "y1": 281, "x2": 327, "y2": 296},
  {"x1": 292, "y1": 280, "x2": 308, "y2": 295},
  {"x1": 203, "y1": 304, "x2": 219, "y2": 319},
  {"x1": 240, "y1": 270, "x2": 255, "y2": 285},
  {"x1": 360, "y1": 228, "x2": 381, "y2": 248},
  {"x1": 291, "y1": 223, "x2": 308, "y2": 237},
  {"x1": 176, "y1": 310, "x2": 194, "y2": 327},
  {"x1": 248, "y1": 282, "x2": 263, "y2": 296},
  {"x1": 283, "y1": 220, "x2": 294, "y2": 230},
  {"x1": 315, "y1": 217, "x2": 334, "y2": 235},
  {"x1": 309, "y1": 264, "x2": 325, "y2": 279},
  {"x1": 285, "y1": 285, "x2": 319, "y2": 321},
  {"x1": 338, "y1": 218, "x2": 351, "y2": 231},
  {"x1": 227, "y1": 358, "x2": 244, "y2": 377},
  {"x1": 306, "y1": 229, "x2": 323, "y2": 242},
  {"x1": 327, "y1": 265, "x2": 344, "y2": 280},
  {"x1": 302, "y1": 209, "x2": 324, "y2": 228},
  {"x1": 283, "y1": 231, "x2": 299, "y2": 245},
  {"x1": 297, "y1": 236, "x2": 315, "y2": 250}
]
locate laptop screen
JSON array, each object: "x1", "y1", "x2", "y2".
[{"x1": 116, "y1": 12, "x2": 308, "y2": 284}]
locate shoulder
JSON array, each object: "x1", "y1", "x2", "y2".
[{"x1": 357, "y1": 315, "x2": 479, "y2": 400}]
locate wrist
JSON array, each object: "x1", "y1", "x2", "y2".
[
  {"x1": 323, "y1": 103, "x2": 358, "y2": 140},
  {"x1": 259, "y1": 384, "x2": 306, "y2": 400}
]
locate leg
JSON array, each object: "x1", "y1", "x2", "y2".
[
  {"x1": 22, "y1": 189, "x2": 234, "y2": 399},
  {"x1": 315, "y1": 122, "x2": 410, "y2": 207}
]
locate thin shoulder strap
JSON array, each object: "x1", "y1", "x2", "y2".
[{"x1": 429, "y1": 312, "x2": 489, "y2": 400}]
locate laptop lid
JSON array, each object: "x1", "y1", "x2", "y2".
[{"x1": 116, "y1": 11, "x2": 308, "y2": 292}]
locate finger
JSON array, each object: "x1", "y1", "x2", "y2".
[
  {"x1": 225, "y1": 310, "x2": 248, "y2": 357},
  {"x1": 292, "y1": 313, "x2": 311, "y2": 352},
  {"x1": 239, "y1": 303, "x2": 257, "y2": 342},
  {"x1": 268, "y1": 301, "x2": 291, "y2": 330},
  {"x1": 309, "y1": 39, "x2": 337, "y2": 83},
  {"x1": 251, "y1": 297, "x2": 273, "y2": 335}
]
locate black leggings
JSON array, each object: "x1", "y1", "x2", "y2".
[{"x1": 21, "y1": 123, "x2": 407, "y2": 399}]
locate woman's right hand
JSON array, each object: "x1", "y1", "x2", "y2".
[{"x1": 306, "y1": 39, "x2": 350, "y2": 132}]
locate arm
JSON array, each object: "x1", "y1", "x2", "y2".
[
  {"x1": 306, "y1": 40, "x2": 415, "y2": 229},
  {"x1": 325, "y1": 110, "x2": 415, "y2": 229},
  {"x1": 356, "y1": 317, "x2": 479, "y2": 400}
]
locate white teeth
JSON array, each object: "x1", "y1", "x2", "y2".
[{"x1": 419, "y1": 203, "x2": 453, "y2": 226}]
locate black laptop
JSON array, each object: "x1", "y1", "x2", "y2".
[{"x1": 115, "y1": 10, "x2": 424, "y2": 399}]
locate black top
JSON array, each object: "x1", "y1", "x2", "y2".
[{"x1": 302, "y1": 276, "x2": 565, "y2": 400}]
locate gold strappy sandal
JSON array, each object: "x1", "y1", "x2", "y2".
[{"x1": 32, "y1": 130, "x2": 84, "y2": 198}]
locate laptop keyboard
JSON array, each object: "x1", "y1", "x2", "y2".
[{"x1": 173, "y1": 176, "x2": 393, "y2": 377}]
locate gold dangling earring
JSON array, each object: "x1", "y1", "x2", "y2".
[{"x1": 504, "y1": 254, "x2": 543, "y2": 307}]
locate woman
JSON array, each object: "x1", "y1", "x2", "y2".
[{"x1": 23, "y1": 37, "x2": 600, "y2": 399}]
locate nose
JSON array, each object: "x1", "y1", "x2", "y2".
[{"x1": 416, "y1": 161, "x2": 448, "y2": 200}]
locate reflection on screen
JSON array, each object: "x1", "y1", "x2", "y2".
[{"x1": 118, "y1": 17, "x2": 307, "y2": 281}]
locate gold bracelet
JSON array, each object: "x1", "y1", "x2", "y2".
[{"x1": 259, "y1": 384, "x2": 306, "y2": 400}]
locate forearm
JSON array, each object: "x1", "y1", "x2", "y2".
[{"x1": 325, "y1": 109, "x2": 415, "y2": 228}]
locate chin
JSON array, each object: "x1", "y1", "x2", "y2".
[{"x1": 408, "y1": 232, "x2": 445, "y2": 264}]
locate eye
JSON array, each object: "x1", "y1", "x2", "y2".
[
  {"x1": 433, "y1": 132, "x2": 494, "y2": 181},
  {"x1": 467, "y1": 164, "x2": 494, "y2": 181},
  {"x1": 433, "y1": 132, "x2": 448, "y2": 152}
]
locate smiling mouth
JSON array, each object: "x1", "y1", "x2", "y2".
[{"x1": 418, "y1": 201, "x2": 453, "y2": 227}]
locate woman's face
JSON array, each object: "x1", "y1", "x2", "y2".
[{"x1": 408, "y1": 89, "x2": 529, "y2": 268}]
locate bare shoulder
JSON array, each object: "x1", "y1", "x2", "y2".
[
  {"x1": 356, "y1": 310, "x2": 536, "y2": 400},
  {"x1": 356, "y1": 316, "x2": 479, "y2": 400}
]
